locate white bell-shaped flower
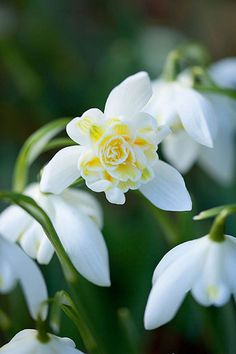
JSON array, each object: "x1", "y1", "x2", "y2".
[
  {"x1": 0, "y1": 236, "x2": 47, "y2": 320},
  {"x1": 0, "y1": 329, "x2": 84, "y2": 354},
  {"x1": 0, "y1": 183, "x2": 110, "y2": 287},
  {"x1": 144, "y1": 234, "x2": 236, "y2": 330},
  {"x1": 40, "y1": 72, "x2": 191, "y2": 211},
  {"x1": 210, "y1": 57, "x2": 236, "y2": 89},
  {"x1": 144, "y1": 72, "x2": 217, "y2": 148},
  {"x1": 145, "y1": 67, "x2": 236, "y2": 185}
]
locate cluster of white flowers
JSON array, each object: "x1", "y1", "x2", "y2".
[{"x1": 0, "y1": 53, "x2": 235, "y2": 350}]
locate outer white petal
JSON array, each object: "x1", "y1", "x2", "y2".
[
  {"x1": 37, "y1": 235, "x2": 54, "y2": 265},
  {"x1": 0, "y1": 206, "x2": 31, "y2": 242},
  {"x1": 192, "y1": 238, "x2": 230, "y2": 306},
  {"x1": 0, "y1": 259, "x2": 17, "y2": 293},
  {"x1": 0, "y1": 237, "x2": 48, "y2": 320},
  {"x1": 0, "y1": 330, "x2": 84, "y2": 354},
  {"x1": 40, "y1": 146, "x2": 84, "y2": 194},
  {"x1": 54, "y1": 199, "x2": 110, "y2": 286},
  {"x1": 210, "y1": 58, "x2": 236, "y2": 89},
  {"x1": 175, "y1": 86, "x2": 217, "y2": 147},
  {"x1": 198, "y1": 110, "x2": 235, "y2": 185},
  {"x1": 222, "y1": 235, "x2": 236, "y2": 299},
  {"x1": 139, "y1": 160, "x2": 192, "y2": 211},
  {"x1": 104, "y1": 72, "x2": 152, "y2": 118},
  {"x1": 162, "y1": 131, "x2": 199, "y2": 173},
  {"x1": 144, "y1": 80, "x2": 177, "y2": 125},
  {"x1": 61, "y1": 189, "x2": 103, "y2": 229},
  {"x1": 152, "y1": 238, "x2": 204, "y2": 284},
  {"x1": 66, "y1": 108, "x2": 105, "y2": 145},
  {"x1": 19, "y1": 222, "x2": 44, "y2": 260},
  {"x1": 144, "y1": 240, "x2": 206, "y2": 329},
  {"x1": 105, "y1": 188, "x2": 126, "y2": 205}
]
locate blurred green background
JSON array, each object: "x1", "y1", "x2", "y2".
[{"x1": 1, "y1": 0, "x2": 236, "y2": 353}]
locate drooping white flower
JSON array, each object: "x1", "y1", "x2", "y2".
[
  {"x1": 144, "y1": 234, "x2": 236, "y2": 330},
  {"x1": 0, "y1": 329, "x2": 84, "y2": 354},
  {"x1": 0, "y1": 235, "x2": 48, "y2": 320},
  {"x1": 0, "y1": 183, "x2": 110, "y2": 287},
  {"x1": 210, "y1": 57, "x2": 236, "y2": 89},
  {"x1": 144, "y1": 72, "x2": 217, "y2": 148},
  {"x1": 40, "y1": 72, "x2": 192, "y2": 211},
  {"x1": 145, "y1": 68, "x2": 236, "y2": 184}
]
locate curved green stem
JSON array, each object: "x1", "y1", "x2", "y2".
[
  {"x1": 13, "y1": 118, "x2": 72, "y2": 192},
  {"x1": 209, "y1": 210, "x2": 228, "y2": 242},
  {"x1": 194, "y1": 204, "x2": 236, "y2": 221}
]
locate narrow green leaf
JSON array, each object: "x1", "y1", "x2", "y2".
[{"x1": 13, "y1": 118, "x2": 72, "y2": 192}]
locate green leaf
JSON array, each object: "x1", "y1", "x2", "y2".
[{"x1": 13, "y1": 118, "x2": 72, "y2": 192}]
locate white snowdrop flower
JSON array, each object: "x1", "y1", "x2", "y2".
[
  {"x1": 146, "y1": 69, "x2": 235, "y2": 185},
  {"x1": 144, "y1": 234, "x2": 236, "y2": 330},
  {"x1": 40, "y1": 72, "x2": 191, "y2": 211},
  {"x1": 210, "y1": 57, "x2": 236, "y2": 89},
  {"x1": 0, "y1": 329, "x2": 84, "y2": 354},
  {"x1": 144, "y1": 72, "x2": 217, "y2": 148},
  {"x1": 0, "y1": 235, "x2": 48, "y2": 320},
  {"x1": 0, "y1": 183, "x2": 110, "y2": 287}
]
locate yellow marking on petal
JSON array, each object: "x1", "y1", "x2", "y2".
[
  {"x1": 112, "y1": 123, "x2": 129, "y2": 136},
  {"x1": 107, "y1": 118, "x2": 121, "y2": 126},
  {"x1": 207, "y1": 285, "x2": 219, "y2": 300},
  {"x1": 76, "y1": 117, "x2": 93, "y2": 135},
  {"x1": 103, "y1": 171, "x2": 115, "y2": 182},
  {"x1": 83, "y1": 156, "x2": 102, "y2": 171},
  {"x1": 118, "y1": 180, "x2": 139, "y2": 192},
  {"x1": 134, "y1": 137, "x2": 150, "y2": 148},
  {"x1": 90, "y1": 125, "x2": 105, "y2": 143},
  {"x1": 141, "y1": 168, "x2": 153, "y2": 182}
]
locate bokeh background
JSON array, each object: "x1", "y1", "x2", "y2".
[{"x1": 1, "y1": 0, "x2": 236, "y2": 353}]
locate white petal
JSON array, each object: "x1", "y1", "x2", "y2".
[
  {"x1": 19, "y1": 222, "x2": 43, "y2": 260},
  {"x1": 54, "y1": 199, "x2": 110, "y2": 287},
  {"x1": 0, "y1": 259, "x2": 17, "y2": 293},
  {"x1": 37, "y1": 235, "x2": 54, "y2": 265},
  {"x1": 221, "y1": 235, "x2": 236, "y2": 298},
  {"x1": 192, "y1": 239, "x2": 230, "y2": 306},
  {"x1": 61, "y1": 189, "x2": 103, "y2": 229},
  {"x1": 139, "y1": 160, "x2": 192, "y2": 211},
  {"x1": 162, "y1": 131, "x2": 199, "y2": 173},
  {"x1": 105, "y1": 188, "x2": 126, "y2": 204},
  {"x1": 144, "y1": 80, "x2": 177, "y2": 125},
  {"x1": 66, "y1": 108, "x2": 105, "y2": 145},
  {"x1": 152, "y1": 238, "x2": 204, "y2": 284},
  {"x1": 40, "y1": 146, "x2": 83, "y2": 194},
  {"x1": 86, "y1": 179, "x2": 112, "y2": 192},
  {"x1": 198, "y1": 116, "x2": 235, "y2": 185},
  {"x1": 210, "y1": 58, "x2": 236, "y2": 89},
  {"x1": 144, "y1": 241, "x2": 205, "y2": 329},
  {"x1": 0, "y1": 206, "x2": 31, "y2": 242},
  {"x1": 104, "y1": 72, "x2": 152, "y2": 118},
  {"x1": 0, "y1": 237, "x2": 48, "y2": 320},
  {"x1": 175, "y1": 86, "x2": 217, "y2": 147}
]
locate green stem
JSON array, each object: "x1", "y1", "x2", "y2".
[
  {"x1": 194, "y1": 84, "x2": 236, "y2": 100},
  {"x1": 43, "y1": 138, "x2": 75, "y2": 152},
  {"x1": 162, "y1": 50, "x2": 182, "y2": 81},
  {"x1": 209, "y1": 210, "x2": 228, "y2": 242},
  {"x1": 194, "y1": 204, "x2": 236, "y2": 220},
  {"x1": 36, "y1": 318, "x2": 50, "y2": 343},
  {"x1": 118, "y1": 308, "x2": 140, "y2": 354}
]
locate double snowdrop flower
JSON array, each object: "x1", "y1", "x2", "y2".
[
  {"x1": 144, "y1": 234, "x2": 236, "y2": 330},
  {"x1": 145, "y1": 62, "x2": 236, "y2": 184},
  {"x1": 0, "y1": 329, "x2": 84, "y2": 354},
  {"x1": 0, "y1": 183, "x2": 110, "y2": 287},
  {"x1": 0, "y1": 235, "x2": 47, "y2": 320},
  {"x1": 40, "y1": 72, "x2": 191, "y2": 211}
]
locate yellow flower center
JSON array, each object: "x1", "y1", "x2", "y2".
[{"x1": 99, "y1": 136, "x2": 130, "y2": 166}]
